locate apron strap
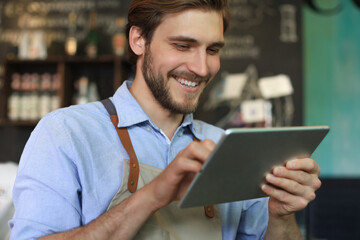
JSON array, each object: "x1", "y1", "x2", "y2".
[
  {"x1": 101, "y1": 98, "x2": 214, "y2": 217},
  {"x1": 193, "y1": 137, "x2": 215, "y2": 219},
  {"x1": 101, "y1": 99, "x2": 139, "y2": 193}
]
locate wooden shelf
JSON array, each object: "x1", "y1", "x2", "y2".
[
  {"x1": 62, "y1": 55, "x2": 122, "y2": 63},
  {"x1": 0, "y1": 120, "x2": 39, "y2": 127},
  {"x1": 5, "y1": 55, "x2": 126, "y2": 63},
  {"x1": 0, "y1": 56, "x2": 131, "y2": 127}
]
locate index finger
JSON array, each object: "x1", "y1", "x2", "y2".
[
  {"x1": 182, "y1": 141, "x2": 213, "y2": 164},
  {"x1": 200, "y1": 139, "x2": 216, "y2": 152},
  {"x1": 286, "y1": 158, "x2": 320, "y2": 175}
]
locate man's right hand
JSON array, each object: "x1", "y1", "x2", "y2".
[{"x1": 144, "y1": 139, "x2": 216, "y2": 210}]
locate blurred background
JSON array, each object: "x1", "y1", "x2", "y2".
[{"x1": 0, "y1": 0, "x2": 359, "y2": 239}]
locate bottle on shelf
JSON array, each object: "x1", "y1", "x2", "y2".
[
  {"x1": 65, "y1": 12, "x2": 78, "y2": 56},
  {"x1": 8, "y1": 73, "x2": 21, "y2": 121},
  {"x1": 39, "y1": 73, "x2": 52, "y2": 118},
  {"x1": 19, "y1": 31, "x2": 47, "y2": 60},
  {"x1": 50, "y1": 73, "x2": 61, "y2": 111},
  {"x1": 112, "y1": 17, "x2": 126, "y2": 57},
  {"x1": 28, "y1": 73, "x2": 40, "y2": 121},
  {"x1": 73, "y1": 76, "x2": 89, "y2": 105},
  {"x1": 73, "y1": 76, "x2": 100, "y2": 105},
  {"x1": 85, "y1": 11, "x2": 99, "y2": 58},
  {"x1": 19, "y1": 73, "x2": 31, "y2": 121},
  {"x1": 88, "y1": 81, "x2": 100, "y2": 102}
]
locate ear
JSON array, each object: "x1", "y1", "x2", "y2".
[{"x1": 129, "y1": 26, "x2": 146, "y2": 56}]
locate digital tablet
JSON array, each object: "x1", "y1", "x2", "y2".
[{"x1": 179, "y1": 126, "x2": 330, "y2": 208}]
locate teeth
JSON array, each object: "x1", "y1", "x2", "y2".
[{"x1": 175, "y1": 76, "x2": 199, "y2": 88}]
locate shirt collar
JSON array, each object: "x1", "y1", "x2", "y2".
[
  {"x1": 111, "y1": 81, "x2": 197, "y2": 135},
  {"x1": 189, "y1": 120, "x2": 206, "y2": 141},
  {"x1": 111, "y1": 80, "x2": 150, "y2": 128}
]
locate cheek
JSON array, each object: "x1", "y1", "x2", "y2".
[
  {"x1": 154, "y1": 53, "x2": 181, "y2": 75},
  {"x1": 209, "y1": 57, "x2": 221, "y2": 76}
]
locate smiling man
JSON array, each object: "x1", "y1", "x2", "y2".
[
  {"x1": 10, "y1": 0, "x2": 321, "y2": 239},
  {"x1": 129, "y1": 8, "x2": 224, "y2": 139}
]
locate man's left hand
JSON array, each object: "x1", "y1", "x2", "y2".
[{"x1": 261, "y1": 158, "x2": 321, "y2": 216}]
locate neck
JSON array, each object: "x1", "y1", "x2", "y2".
[{"x1": 129, "y1": 74, "x2": 184, "y2": 141}]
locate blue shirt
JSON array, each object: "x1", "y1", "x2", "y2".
[{"x1": 10, "y1": 81, "x2": 269, "y2": 239}]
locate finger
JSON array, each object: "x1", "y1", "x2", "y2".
[
  {"x1": 183, "y1": 141, "x2": 212, "y2": 163},
  {"x1": 275, "y1": 166, "x2": 322, "y2": 189},
  {"x1": 286, "y1": 158, "x2": 320, "y2": 174},
  {"x1": 272, "y1": 166, "x2": 321, "y2": 189},
  {"x1": 165, "y1": 155, "x2": 203, "y2": 184},
  {"x1": 200, "y1": 139, "x2": 216, "y2": 152},
  {"x1": 261, "y1": 183, "x2": 310, "y2": 211},
  {"x1": 265, "y1": 173, "x2": 316, "y2": 201},
  {"x1": 173, "y1": 156, "x2": 203, "y2": 174},
  {"x1": 170, "y1": 140, "x2": 216, "y2": 176}
]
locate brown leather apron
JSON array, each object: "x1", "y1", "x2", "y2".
[{"x1": 101, "y1": 99, "x2": 222, "y2": 239}]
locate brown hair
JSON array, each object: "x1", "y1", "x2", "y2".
[{"x1": 126, "y1": 0, "x2": 230, "y2": 66}]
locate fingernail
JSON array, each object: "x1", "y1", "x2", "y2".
[
  {"x1": 266, "y1": 173, "x2": 275, "y2": 181},
  {"x1": 274, "y1": 167, "x2": 282, "y2": 175},
  {"x1": 288, "y1": 160, "x2": 296, "y2": 168}
]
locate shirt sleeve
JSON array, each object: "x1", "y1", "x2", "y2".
[
  {"x1": 9, "y1": 112, "x2": 83, "y2": 239},
  {"x1": 237, "y1": 197, "x2": 269, "y2": 240}
]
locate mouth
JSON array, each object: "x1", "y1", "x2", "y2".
[{"x1": 172, "y1": 75, "x2": 200, "y2": 88}]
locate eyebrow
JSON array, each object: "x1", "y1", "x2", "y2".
[{"x1": 167, "y1": 36, "x2": 225, "y2": 48}]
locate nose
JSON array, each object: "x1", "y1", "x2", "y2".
[{"x1": 187, "y1": 49, "x2": 209, "y2": 78}]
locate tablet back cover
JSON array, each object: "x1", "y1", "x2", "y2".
[{"x1": 179, "y1": 126, "x2": 329, "y2": 208}]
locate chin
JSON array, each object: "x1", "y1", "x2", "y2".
[{"x1": 176, "y1": 102, "x2": 198, "y2": 114}]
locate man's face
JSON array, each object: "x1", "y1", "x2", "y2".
[{"x1": 141, "y1": 9, "x2": 224, "y2": 114}]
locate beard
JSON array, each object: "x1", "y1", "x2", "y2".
[{"x1": 142, "y1": 46, "x2": 210, "y2": 114}]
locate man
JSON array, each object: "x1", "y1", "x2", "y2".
[{"x1": 10, "y1": 0, "x2": 321, "y2": 239}]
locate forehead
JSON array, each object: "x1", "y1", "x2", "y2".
[{"x1": 154, "y1": 9, "x2": 224, "y2": 43}]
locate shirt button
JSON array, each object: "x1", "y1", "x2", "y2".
[
  {"x1": 170, "y1": 146, "x2": 173, "y2": 152},
  {"x1": 146, "y1": 127, "x2": 151, "y2": 132},
  {"x1": 179, "y1": 132, "x2": 183, "y2": 137}
]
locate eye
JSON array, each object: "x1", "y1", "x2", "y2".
[
  {"x1": 207, "y1": 48, "x2": 220, "y2": 55},
  {"x1": 174, "y1": 43, "x2": 190, "y2": 51}
]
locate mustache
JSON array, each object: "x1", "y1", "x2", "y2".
[{"x1": 168, "y1": 70, "x2": 211, "y2": 83}]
